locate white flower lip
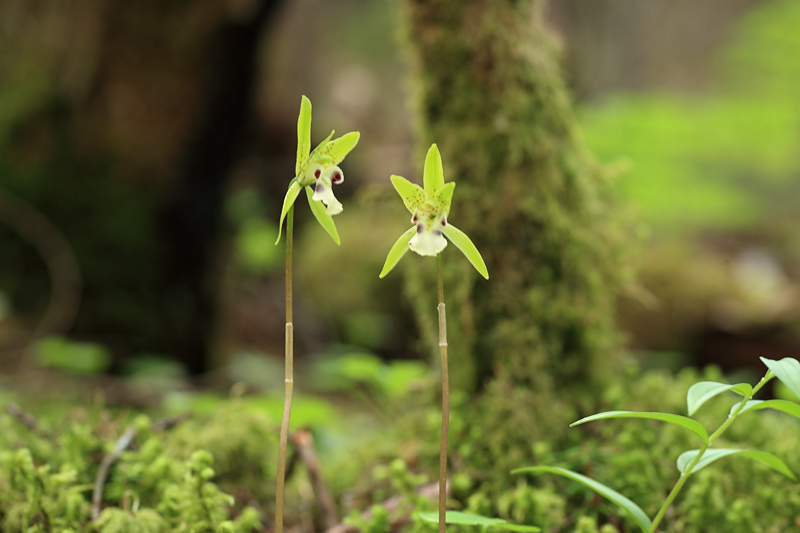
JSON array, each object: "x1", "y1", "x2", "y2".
[
  {"x1": 408, "y1": 212, "x2": 447, "y2": 256},
  {"x1": 311, "y1": 165, "x2": 345, "y2": 215}
]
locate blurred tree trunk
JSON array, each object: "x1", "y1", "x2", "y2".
[
  {"x1": 159, "y1": 0, "x2": 282, "y2": 377},
  {"x1": 402, "y1": 0, "x2": 629, "y2": 443}
]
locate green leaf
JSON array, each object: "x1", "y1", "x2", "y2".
[
  {"x1": 570, "y1": 411, "x2": 708, "y2": 444},
  {"x1": 423, "y1": 143, "x2": 445, "y2": 195},
  {"x1": 275, "y1": 180, "x2": 302, "y2": 245},
  {"x1": 686, "y1": 381, "x2": 752, "y2": 416},
  {"x1": 734, "y1": 399, "x2": 800, "y2": 420},
  {"x1": 304, "y1": 186, "x2": 340, "y2": 245},
  {"x1": 390, "y1": 175, "x2": 426, "y2": 214},
  {"x1": 677, "y1": 449, "x2": 797, "y2": 480},
  {"x1": 436, "y1": 182, "x2": 456, "y2": 215},
  {"x1": 296, "y1": 95, "x2": 312, "y2": 174},
  {"x1": 502, "y1": 525, "x2": 542, "y2": 532},
  {"x1": 512, "y1": 466, "x2": 651, "y2": 533},
  {"x1": 419, "y1": 511, "x2": 505, "y2": 527},
  {"x1": 321, "y1": 131, "x2": 360, "y2": 166},
  {"x1": 379, "y1": 226, "x2": 416, "y2": 278},
  {"x1": 761, "y1": 357, "x2": 800, "y2": 399},
  {"x1": 418, "y1": 511, "x2": 540, "y2": 532},
  {"x1": 442, "y1": 224, "x2": 489, "y2": 280}
]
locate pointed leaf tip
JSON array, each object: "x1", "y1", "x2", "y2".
[
  {"x1": 512, "y1": 466, "x2": 651, "y2": 532},
  {"x1": 323, "y1": 131, "x2": 360, "y2": 166},
  {"x1": 296, "y1": 96, "x2": 312, "y2": 175},
  {"x1": 686, "y1": 381, "x2": 752, "y2": 417},
  {"x1": 678, "y1": 449, "x2": 797, "y2": 480},
  {"x1": 570, "y1": 410, "x2": 708, "y2": 444},
  {"x1": 390, "y1": 175, "x2": 426, "y2": 214},
  {"x1": 761, "y1": 357, "x2": 800, "y2": 399},
  {"x1": 305, "y1": 186, "x2": 340, "y2": 245},
  {"x1": 442, "y1": 224, "x2": 489, "y2": 279},
  {"x1": 423, "y1": 143, "x2": 445, "y2": 195},
  {"x1": 379, "y1": 226, "x2": 416, "y2": 278},
  {"x1": 275, "y1": 181, "x2": 302, "y2": 245}
]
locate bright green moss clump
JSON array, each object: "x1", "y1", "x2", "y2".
[{"x1": 0, "y1": 405, "x2": 266, "y2": 532}]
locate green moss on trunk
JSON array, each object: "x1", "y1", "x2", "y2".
[{"x1": 402, "y1": 0, "x2": 628, "y2": 401}]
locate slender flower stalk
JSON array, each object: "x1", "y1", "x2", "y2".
[
  {"x1": 436, "y1": 254, "x2": 449, "y2": 533},
  {"x1": 274, "y1": 96, "x2": 359, "y2": 533},
  {"x1": 275, "y1": 207, "x2": 294, "y2": 533},
  {"x1": 381, "y1": 144, "x2": 488, "y2": 530}
]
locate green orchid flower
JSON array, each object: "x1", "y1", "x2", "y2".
[
  {"x1": 275, "y1": 95, "x2": 360, "y2": 245},
  {"x1": 379, "y1": 143, "x2": 489, "y2": 279}
]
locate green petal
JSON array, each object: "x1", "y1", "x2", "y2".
[
  {"x1": 379, "y1": 226, "x2": 416, "y2": 278},
  {"x1": 390, "y1": 175, "x2": 426, "y2": 214},
  {"x1": 436, "y1": 182, "x2": 455, "y2": 215},
  {"x1": 303, "y1": 130, "x2": 336, "y2": 175},
  {"x1": 305, "y1": 186, "x2": 341, "y2": 245},
  {"x1": 442, "y1": 223, "x2": 489, "y2": 279},
  {"x1": 275, "y1": 180, "x2": 302, "y2": 245},
  {"x1": 423, "y1": 143, "x2": 445, "y2": 195},
  {"x1": 322, "y1": 131, "x2": 360, "y2": 166},
  {"x1": 296, "y1": 96, "x2": 312, "y2": 175}
]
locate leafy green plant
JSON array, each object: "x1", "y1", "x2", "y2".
[
  {"x1": 272, "y1": 95, "x2": 359, "y2": 533},
  {"x1": 515, "y1": 357, "x2": 800, "y2": 532},
  {"x1": 380, "y1": 144, "x2": 488, "y2": 532}
]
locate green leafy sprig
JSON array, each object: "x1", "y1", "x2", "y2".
[{"x1": 515, "y1": 357, "x2": 800, "y2": 533}]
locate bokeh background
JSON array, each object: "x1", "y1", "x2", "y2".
[{"x1": 1, "y1": 0, "x2": 799, "y2": 400}]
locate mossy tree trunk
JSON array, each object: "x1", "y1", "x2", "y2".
[{"x1": 402, "y1": 0, "x2": 627, "y2": 411}]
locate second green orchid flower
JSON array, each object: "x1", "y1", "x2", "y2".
[
  {"x1": 379, "y1": 144, "x2": 489, "y2": 279},
  {"x1": 276, "y1": 95, "x2": 360, "y2": 245}
]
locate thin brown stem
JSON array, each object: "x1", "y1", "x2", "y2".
[
  {"x1": 276, "y1": 207, "x2": 295, "y2": 533},
  {"x1": 436, "y1": 253, "x2": 448, "y2": 533}
]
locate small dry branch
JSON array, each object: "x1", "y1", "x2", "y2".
[{"x1": 91, "y1": 413, "x2": 190, "y2": 521}]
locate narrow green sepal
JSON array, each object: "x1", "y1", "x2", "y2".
[
  {"x1": 442, "y1": 224, "x2": 489, "y2": 279},
  {"x1": 322, "y1": 131, "x2": 360, "y2": 166},
  {"x1": 309, "y1": 130, "x2": 335, "y2": 160},
  {"x1": 379, "y1": 226, "x2": 416, "y2": 278},
  {"x1": 436, "y1": 182, "x2": 456, "y2": 215},
  {"x1": 275, "y1": 180, "x2": 302, "y2": 245},
  {"x1": 305, "y1": 186, "x2": 340, "y2": 245},
  {"x1": 423, "y1": 143, "x2": 445, "y2": 195},
  {"x1": 390, "y1": 175, "x2": 426, "y2": 214},
  {"x1": 296, "y1": 96, "x2": 312, "y2": 175}
]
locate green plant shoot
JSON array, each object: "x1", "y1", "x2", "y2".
[
  {"x1": 515, "y1": 357, "x2": 800, "y2": 532},
  {"x1": 380, "y1": 143, "x2": 488, "y2": 533}
]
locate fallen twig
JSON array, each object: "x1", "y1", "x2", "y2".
[
  {"x1": 292, "y1": 430, "x2": 339, "y2": 530},
  {"x1": 5, "y1": 403, "x2": 53, "y2": 440},
  {"x1": 321, "y1": 480, "x2": 446, "y2": 533},
  {"x1": 91, "y1": 413, "x2": 190, "y2": 521}
]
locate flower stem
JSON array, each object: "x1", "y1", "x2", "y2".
[
  {"x1": 436, "y1": 253, "x2": 449, "y2": 533},
  {"x1": 276, "y1": 206, "x2": 294, "y2": 533},
  {"x1": 648, "y1": 371, "x2": 775, "y2": 532}
]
